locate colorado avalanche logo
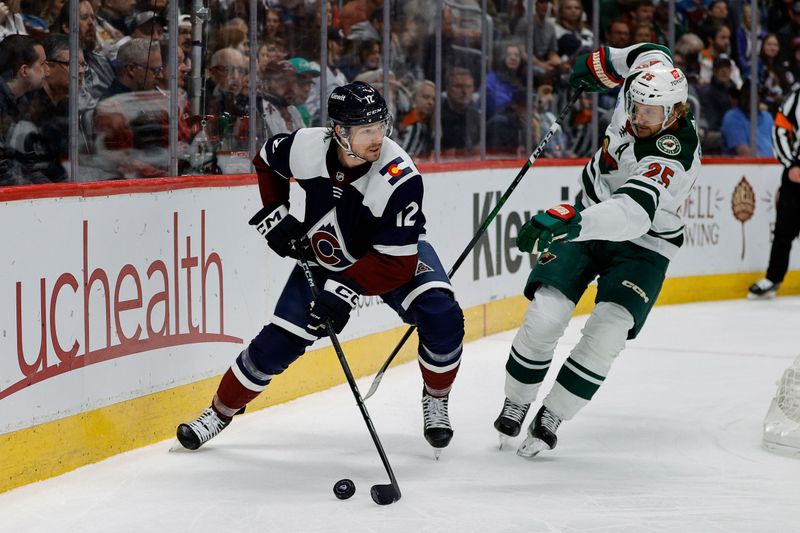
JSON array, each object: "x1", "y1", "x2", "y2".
[{"x1": 308, "y1": 210, "x2": 356, "y2": 271}]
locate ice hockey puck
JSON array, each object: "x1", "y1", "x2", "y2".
[{"x1": 333, "y1": 478, "x2": 356, "y2": 500}]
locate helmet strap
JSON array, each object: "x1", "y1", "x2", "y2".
[{"x1": 333, "y1": 125, "x2": 368, "y2": 163}]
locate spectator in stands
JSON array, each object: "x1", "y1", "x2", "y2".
[
  {"x1": 486, "y1": 41, "x2": 525, "y2": 117},
  {"x1": 653, "y1": 0, "x2": 685, "y2": 45},
  {"x1": 487, "y1": 88, "x2": 526, "y2": 157},
  {"x1": 256, "y1": 37, "x2": 288, "y2": 77},
  {"x1": 178, "y1": 14, "x2": 191, "y2": 55},
  {"x1": 720, "y1": 82, "x2": 774, "y2": 157},
  {"x1": 343, "y1": 39, "x2": 381, "y2": 80},
  {"x1": 735, "y1": 3, "x2": 765, "y2": 78},
  {"x1": 95, "y1": 0, "x2": 134, "y2": 42},
  {"x1": 257, "y1": 60, "x2": 302, "y2": 142},
  {"x1": 0, "y1": 0, "x2": 28, "y2": 42},
  {"x1": 306, "y1": 27, "x2": 348, "y2": 121},
  {"x1": 212, "y1": 26, "x2": 249, "y2": 57},
  {"x1": 441, "y1": 67, "x2": 479, "y2": 158},
  {"x1": 391, "y1": 15, "x2": 425, "y2": 88},
  {"x1": 102, "y1": 37, "x2": 162, "y2": 98},
  {"x1": 514, "y1": 0, "x2": 561, "y2": 84},
  {"x1": 776, "y1": 2, "x2": 800, "y2": 63},
  {"x1": 698, "y1": 0, "x2": 731, "y2": 42},
  {"x1": 759, "y1": 33, "x2": 792, "y2": 113},
  {"x1": 37, "y1": 0, "x2": 64, "y2": 28},
  {"x1": 347, "y1": 8, "x2": 382, "y2": 42},
  {"x1": 22, "y1": 33, "x2": 79, "y2": 183},
  {"x1": 675, "y1": 31, "x2": 703, "y2": 82},
  {"x1": 288, "y1": 57, "x2": 319, "y2": 127},
  {"x1": 788, "y1": 37, "x2": 800, "y2": 88},
  {"x1": 532, "y1": 83, "x2": 567, "y2": 157},
  {"x1": 624, "y1": 0, "x2": 657, "y2": 36},
  {"x1": 53, "y1": 0, "x2": 113, "y2": 110},
  {"x1": 129, "y1": 11, "x2": 166, "y2": 42},
  {"x1": 92, "y1": 38, "x2": 168, "y2": 179},
  {"x1": 399, "y1": 78, "x2": 434, "y2": 158},
  {"x1": 699, "y1": 23, "x2": 742, "y2": 87},
  {"x1": 207, "y1": 47, "x2": 245, "y2": 97},
  {"x1": 0, "y1": 34, "x2": 46, "y2": 185},
  {"x1": 698, "y1": 54, "x2": 735, "y2": 153},
  {"x1": 340, "y1": 0, "x2": 380, "y2": 34},
  {"x1": 605, "y1": 19, "x2": 631, "y2": 48},
  {"x1": 554, "y1": 0, "x2": 594, "y2": 57},
  {"x1": 263, "y1": 7, "x2": 286, "y2": 41},
  {"x1": 631, "y1": 22, "x2": 657, "y2": 44}
]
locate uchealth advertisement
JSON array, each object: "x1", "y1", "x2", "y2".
[{"x1": 1, "y1": 162, "x2": 797, "y2": 435}]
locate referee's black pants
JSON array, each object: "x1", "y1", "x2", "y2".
[{"x1": 766, "y1": 167, "x2": 800, "y2": 283}]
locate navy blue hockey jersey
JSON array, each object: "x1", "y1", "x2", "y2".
[{"x1": 253, "y1": 127, "x2": 426, "y2": 295}]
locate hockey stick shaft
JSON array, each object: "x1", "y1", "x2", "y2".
[
  {"x1": 294, "y1": 243, "x2": 401, "y2": 503},
  {"x1": 363, "y1": 89, "x2": 584, "y2": 401}
]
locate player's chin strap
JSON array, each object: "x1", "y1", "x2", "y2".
[{"x1": 333, "y1": 127, "x2": 369, "y2": 163}]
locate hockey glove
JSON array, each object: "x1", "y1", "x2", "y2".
[
  {"x1": 517, "y1": 204, "x2": 582, "y2": 254},
  {"x1": 307, "y1": 277, "x2": 360, "y2": 335},
  {"x1": 569, "y1": 47, "x2": 622, "y2": 93},
  {"x1": 249, "y1": 204, "x2": 305, "y2": 258}
]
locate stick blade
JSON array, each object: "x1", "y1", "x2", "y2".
[
  {"x1": 363, "y1": 373, "x2": 384, "y2": 401},
  {"x1": 370, "y1": 483, "x2": 401, "y2": 505}
]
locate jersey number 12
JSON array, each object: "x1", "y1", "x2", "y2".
[{"x1": 397, "y1": 202, "x2": 419, "y2": 227}]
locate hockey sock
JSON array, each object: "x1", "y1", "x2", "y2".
[{"x1": 213, "y1": 348, "x2": 273, "y2": 419}]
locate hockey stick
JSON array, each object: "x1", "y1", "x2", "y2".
[
  {"x1": 363, "y1": 89, "x2": 584, "y2": 401},
  {"x1": 294, "y1": 241, "x2": 401, "y2": 506}
]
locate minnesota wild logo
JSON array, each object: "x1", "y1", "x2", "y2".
[{"x1": 656, "y1": 135, "x2": 681, "y2": 155}]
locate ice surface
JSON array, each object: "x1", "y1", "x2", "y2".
[{"x1": 2, "y1": 298, "x2": 800, "y2": 533}]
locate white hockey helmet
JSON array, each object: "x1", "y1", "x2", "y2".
[{"x1": 626, "y1": 65, "x2": 689, "y2": 136}]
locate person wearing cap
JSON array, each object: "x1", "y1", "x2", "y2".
[
  {"x1": 698, "y1": 54, "x2": 735, "y2": 141},
  {"x1": 288, "y1": 57, "x2": 319, "y2": 127},
  {"x1": 178, "y1": 14, "x2": 191, "y2": 55},
  {"x1": 256, "y1": 59, "x2": 303, "y2": 142},
  {"x1": 129, "y1": 10, "x2": 165, "y2": 41}
]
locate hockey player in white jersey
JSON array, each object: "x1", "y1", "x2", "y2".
[
  {"x1": 176, "y1": 82, "x2": 464, "y2": 457},
  {"x1": 494, "y1": 43, "x2": 700, "y2": 457}
]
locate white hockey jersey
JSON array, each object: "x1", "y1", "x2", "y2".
[{"x1": 574, "y1": 44, "x2": 701, "y2": 260}]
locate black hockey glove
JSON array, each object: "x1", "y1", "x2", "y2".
[
  {"x1": 249, "y1": 204, "x2": 305, "y2": 258},
  {"x1": 307, "y1": 277, "x2": 360, "y2": 335}
]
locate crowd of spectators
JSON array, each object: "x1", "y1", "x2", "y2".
[{"x1": 0, "y1": 0, "x2": 798, "y2": 184}]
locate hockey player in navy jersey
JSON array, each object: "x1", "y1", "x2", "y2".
[
  {"x1": 493, "y1": 44, "x2": 701, "y2": 458},
  {"x1": 176, "y1": 81, "x2": 464, "y2": 455}
]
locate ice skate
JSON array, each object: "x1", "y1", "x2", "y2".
[
  {"x1": 493, "y1": 398, "x2": 531, "y2": 450},
  {"x1": 748, "y1": 278, "x2": 780, "y2": 299},
  {"x1": 517, "y1": 406, "x2": 561, "y2": 458},
  {"x1": 174, "y1": 406, "x2": 243, "y2": 451},
  {"x1": 422, "y1": 388, "x2": 453, "y2": 459}
]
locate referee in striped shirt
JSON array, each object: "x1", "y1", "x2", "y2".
[{"x1": 749, "y1": 88, "x2": 800, "y2": 298}]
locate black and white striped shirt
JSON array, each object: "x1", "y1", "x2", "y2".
[{"x1": 772, "y1": 89, "x2": 800, "y2": 169}]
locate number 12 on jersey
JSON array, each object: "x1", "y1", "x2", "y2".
[{"x1": 397, "y1": 202, "x2": 419, "y2": 227}]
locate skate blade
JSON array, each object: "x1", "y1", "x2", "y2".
[
  {"x1": 433, "y1": 448, "x2": 442, "y2": 460},
  {"x1": 747, "y1": 292, "x2": 777, "y2": 300},
  {"x1": 168, "y1": 439, "x2": 191, "y2": 452},
  {"x1": 498, "y1": 433, "x2": 510, "y2": 451},
  {"x1": 516, "y1": 436, "x2": 550, "y2": 458}
]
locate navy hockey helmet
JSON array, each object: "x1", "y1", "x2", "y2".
[{"x1": 327, "y1": 81, "x2": 391, "y2": 128}]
